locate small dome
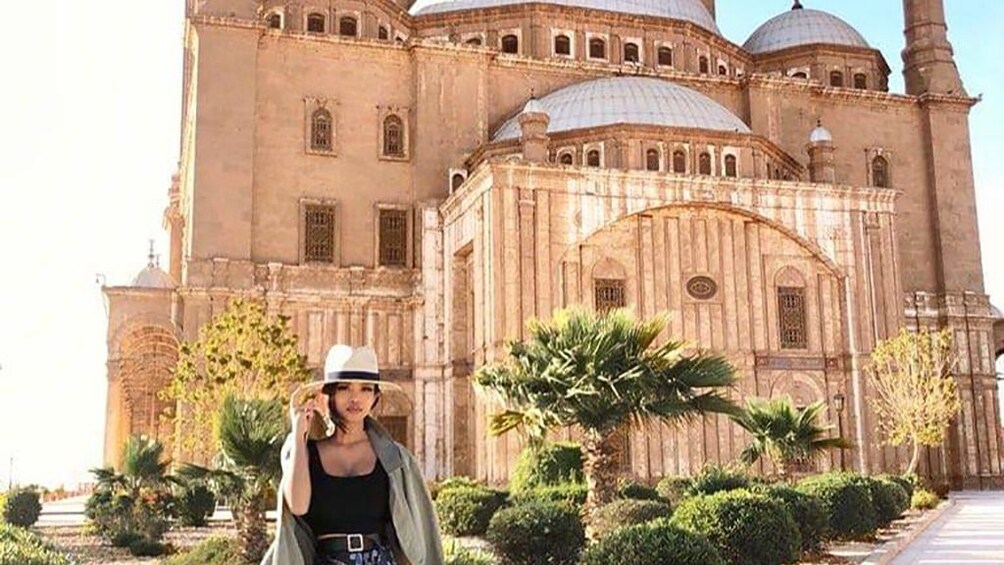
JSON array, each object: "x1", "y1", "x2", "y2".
[
  {"x1": 743, "y1": 4, "x2": 869, "y2": 55},
  {"x1": 132, "y1": 265, "x2": 175, "y2": 289},
  {"x1": 413, "y1": 0, "x2": 720, "y2": 35},
  {"x1": 493, "y1": 77, "x2": 750, "y2": 142},
  {"x1": 809, "y1": 121, "x2": 833, "y2": 143}
]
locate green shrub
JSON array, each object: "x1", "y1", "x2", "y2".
[
  {"x1": 164, "y1": 537, "x2": 249, "y2": 565},
  {"x1": 509, "y1": 442, "x2": 583, "y2": 493},
  {"x1": 877, "y1": 474, "x2": 915, "y2": 499},
  {"x1": 753, "y1": 485, "x2": 828, "y2": 551},
  {"x1": 435, "y1": 487, "x2": 506, "y2": 536},
  {"x1": 671, "y1": 489, "x2": 800, "y2": 565},
  {"x1": 486, "y1": 501, "x2": 585, "y2": 565},
  {"x1": 687, "y1": 465, "x2": 751, "y2": 496},
  {"x1": 510, "y1": 482, "x2": 587, "y2": 508},
  {"x1": 2, "y1": 488, "x2": 42, "y2": 527},
  {"x1": 797, "y1": 473, "x2": 877, "y2": 539},
  {"x1": 911, "y1": 489, "x2": 940, "y2": 510},
  {"x1": 655, "y1": 476, "x2": 693, "y2": 505},
  {"x1": 176, "y1": 483, "x2": 216, "y2": 527},
  {"x1": 617, "y1": 480, "x2": 662, "y2": 501},
  {"x1": 861, "y1": 477, "x2": 909, "y2": 526},
  {"x1": 0, "y1": 522, "x2": 70, "y2": 565},
  {"x1": 443, "y1": 538, "x2": 496, "y2": 565},
  {"x1": 591, "y1": 499, "x2": 672, "y2": 538},
  {"x1": 86, "y1": 490, "x2": 173, "y2": 549},
  {"x1": 580, "y1": 519, "x2": 725, "y2": 565},
  {"x1": 431, "y1": 476, "x2": 484, "y2": 500},
  {"x1": 128, "y1": 538, "x2": 167, "y2": 557}
]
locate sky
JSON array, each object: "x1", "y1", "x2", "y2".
[{"x1": 0, "y1": 0, "x2": 1001, "y2": 489}]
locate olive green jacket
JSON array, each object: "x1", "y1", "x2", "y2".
[{"x1": 260, "y1": 418, "x2": 444, "y2": 565}]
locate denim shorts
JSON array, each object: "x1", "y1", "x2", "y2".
[{"x1": 313, "y1": 543, "x2": 398, "y2": 565}]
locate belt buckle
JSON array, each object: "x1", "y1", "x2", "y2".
[{"x1": 346, "y1": 533, "x2": 365, "y2": 553}]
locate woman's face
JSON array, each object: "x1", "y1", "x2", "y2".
[{"x1": 328, "y1": 381, "x2": 378, "y2": 424}]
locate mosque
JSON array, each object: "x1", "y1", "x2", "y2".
[{"x1": 102, "y1": 0, "x2": 1004, "y2": 488}]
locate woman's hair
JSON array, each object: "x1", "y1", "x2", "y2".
[{"x1": 322, "y1": 383, "x2": 381, "y2": 433}]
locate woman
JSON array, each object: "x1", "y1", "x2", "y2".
[{"x1": 262, "y1": 345, "x2": 444, "y2": 565}]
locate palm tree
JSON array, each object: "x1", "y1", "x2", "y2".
[
  {"x1": 179, "y1": 395, "x2": 286, "y2": 563},
  {"x1": 475, "y1": 308, "x2": 737, "y2": 513},
  {"x1": 730, "y1": 396, "x2": 850, "y2": 480},
  {"x1": 89, "y1": 435, "x2": 173, "y2": 497}
]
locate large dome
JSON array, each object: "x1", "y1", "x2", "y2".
[
  {"x1": 493, "y1": 77, "x2": 750, "y2": 142},
  {"x1": 412, "y1": 0, "x2": 720, "y2": 35},
  {"x1": 743, "y1": 5, "x2": 869, "y2": 55}
]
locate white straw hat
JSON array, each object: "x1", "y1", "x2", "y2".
[{"x1": 292, "y1": 345, "x2": 403, "y2": 400}]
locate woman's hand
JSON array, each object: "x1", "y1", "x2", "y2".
[{"x1": 292, "y1": 398, "x2": 317, "y2": 441}]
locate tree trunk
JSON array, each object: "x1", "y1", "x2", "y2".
[
  {"x1": 906, "y1": 442, "x2": 922, "y2": 474},
  {"x1": 581, "y1": 429, "x2": 619, "y2": 519},
  {"x1": 234, "y1": 497, "x2": 268, "y2": 564}
]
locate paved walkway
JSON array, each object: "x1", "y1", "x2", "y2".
[{"x1": 891, "y1": 491, "x2": 1004, "y2": 564}]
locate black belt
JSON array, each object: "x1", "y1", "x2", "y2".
[{"x1": 317, "y1": 533, "x2": 384, "y2": 554}]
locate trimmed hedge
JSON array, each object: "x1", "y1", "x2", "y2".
[
  {"x1": 797, "y1": 473, "x2": 877, "y2": 539},
  {"x1": 443, "y1": 539, "x2": 497, "y2": 565},
  {"x1": 0, "y1": 522, "x2": 69, "y2": 565},
  {"x1": 435, "y1": 487, "x2": 506, "y2": 536},
  {"x1": 485, "y1": 501, "x2": 585, "y2": 565},
  {"x1": 509, "y1": 442, "x2": 583, "y2": 493},
  {"x1": 655, "y1": 476, "x2": 693, "y2": 506},
  {"x1": 687, "y1": 466, "x2": 751, "y2": 496},
  {"x1": 911, "y1": 489, "x2": 940, "y2": 510},
  {"x1": 754, "y1": 485, "x2": 828, "y2": 551},
  {"x1": 580, "y1": 519, "x2": 725, "y2": 565},
  {"x1": 431, "y1": 476, "x2": 484, "y2": 500},
  {"x1": 163, "y1": 537, "x2": 249, "y2": 565},
  {"x1": 877, "y1": 474, "x2": 915, "y2": 500},
  {"x1": 617, "y1": 481, "x2": 662, "y2": 501},
  {"x1": 2, "y1": 488, "x2": 42, "y2": 527},
  {"x1": 861, "y1": 477, "x2": 909, "y2": 526},
  {"x1": 510, "y1": 482, "x2": 587, "y2": 508},
  {"x1": 671, "y1": 489, "x2": 800, "y2": 565},
  {"x1": 591, "y1": 499, "x2": 672, "y2": 538}
]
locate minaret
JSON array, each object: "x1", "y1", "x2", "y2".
[
  {"x1": 518, "y1": 97, "x2": 551, "y2": 163},
  {"x1": 806, "y1": 121, "x2": 836, "y2": 184},
  {"x1": 901, "y1": 0, "x2": 966, "y2": 95}
]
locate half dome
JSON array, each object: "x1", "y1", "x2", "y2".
[
  {"x1": 743, "y1": 5, "x2": 869, "y2": 55},
  {"x1": 492, "y1": 77, "x2": 750, "y2": 142},
  {"x1": 412, "y1": 0, "x2": 720, "y2": 35}
]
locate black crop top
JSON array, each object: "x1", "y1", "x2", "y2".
[{"x1": 303, "y1": 440, "x2": 391, "y2": 536}]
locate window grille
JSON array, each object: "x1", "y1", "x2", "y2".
[
  {"x1": 311, "y1": 109, "x2": 332, "y2": 151},
  {"x1": 699, "y1": 152, "x2": 712, "y2": 175},
  {"x1": 645, "y1": 149, "x2": 659, "y2": 171},
  {"x1": 383, "y1": 115, "x2": 404, "y2": 157},
  {"x1": 830, "y1": 71, "x2": 844, "y2": 87},
  {"x1": 554, "y1": 35, "x2": 571, "y2": 55},
  {"x1": 267, "y1": 13, "x2": 282, "y2": 29},
  {"x1": 778, "y1": 286, "x2": 808, "y2": 349},
  {"x1": 595, "y1": 279, "x2": 626, "y2": 313},
  {"x1": 872, "y1": 156, "x2": 889, "y2": 188},
  {"x1": 339, "y1": 17, "x2": 357, "y2": 37},
  {"x1": 586, "y1": 150, "x2": 601, "y2": 167},
  {"x1": 501, "y1": 35, "x2": 519, "y2": 54},
  {"x1": 589, "y1": 38, "x2": 606, "y2": 59},
  {"x1": 624, "y1": 43, "x2": 639, "y2": 63},
  {"x1": 724, "y1": 155, "x2": 737, "y2": 178},
  {"x1": 854, "y1": 73, "x2": 868, "y2": 90},
  {"x1": 657, "y1": 47, "x2": 673, "y2": 66},
  {"x1": 673, "y1": 150, "x2": 686, "y2": 173},
  {"x1": 307, "y1": 13, "x2": 325, "y2": 33},
  {"x1": 304, "y1": 205, "x2": 336, "y2": 263},
  {"x1": 379, "y1": 209, "x2": 408, "y2": 267}
]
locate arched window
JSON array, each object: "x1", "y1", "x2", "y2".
[
  {"x1": 724, "y1": 154, "x2": 737, "y2": 178},
  {"x1": 699, "y1": 56, "x2": 709, "y2": 74},
  {"x1": 559, "y1": 152, "x2": 574, "y2": 165},
  {"x1": 586, "y1": 149, "x2": 601, "y2": 167},
  {"x1": 451, "y1": 173, "x2": 465, "y2": 192},
  {"x1": 645, "y1": 149, "x2": 660, "y2": 171},
  {"x1": 589, "y1": 37, "x2": 606, "y2": 59},
  {"x1": 383, "y1": 115, "x2": 404, "y2": 157},
  {"x1": 338, "y1": 16, "x2": 357, "y2": 37},
  {"x1": 378, "y1": 26, "x2": 389, "y2": 40},
  {"x1": 307, "y1": 13, "x2": 326, "y2": 33},
  {"x1": 501, "y1": 34, "x2": 519, "y2": 54},
  {"x1": 465, "y1": 37, "x2": 482, "y2": 46},
  {"x1": 657, "y1": 46, "x2": 673, "y2": 66},
  {"x1": 718, "y1": 64, "x2": 728, "y2": 76},
  {"x1": 672, "y1": 150, "x2": 686, "y2": 173},
  {"x1": 777, "y1": 286, "x2": 807, "y2": 349},
  {"x1": 829, "y1": 71, "x2": 844, "y2": 87},
  {"x1": 872, "y1": 156, "x2": 889, "y2": 188},
  {"x1": 311, "y1": 108, "x2": 332, "y2": 151},
  {"x1": 791, "y1": 71, "x2": 808, "y2": 79},
  {"x1": 266, "y1": 13, "x2": 282, "y2": 29},
  {"x1": 698, "y1": 152, "x2": 712, "y2": 175},
  {"x1": 554, "y1": 34, "x2": 571, "y2": 56},
  {"x1": 624, "y1": 43, "x2": 640, "y2": 63},
  {"x1": 854, "y1": 73, "x2": 868, "y2": 90}
]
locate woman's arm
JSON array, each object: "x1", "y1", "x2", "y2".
[{"x1": 282, "y1": 401, "x2": 315, "y2": 516}]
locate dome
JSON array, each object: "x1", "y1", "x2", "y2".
[
  {"x1": 493, "y1": 77, "x2": 750, "y2": 142},
  {"x1": 743, "y1": 4, "x2": 869, "y2": 55},
  {"x1": 809, "y1": 122, "x2": 833, "y2": 143},
  {"x1": 412, "y1": 0, "x2": 720, "y2": 35},
  {"x1": 132, "y1": 265, "x2": 174, "y2": 288}
]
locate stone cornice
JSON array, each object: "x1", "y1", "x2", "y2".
[
  {"x1": 750, "y1": 43, "x2": 890, "y2": 74},
  {"x1": 103, "y1": 286, "x2": 176, "y2": 298}
]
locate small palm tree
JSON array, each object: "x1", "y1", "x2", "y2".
[
  {"x1": 475, "y1": 308, "x2": 737, "y2": 513},
  {"x1": 90, "y1": 435, "x2": 174, "y2": 497},
  {"x1": 730, "y1": 396, "x2": 850, "y2": 480},
  {"x1": 180, "y1": 395, "x2": 286, "y2": 563}
]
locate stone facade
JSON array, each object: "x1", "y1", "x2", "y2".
[{"x1": 102, "y1": 0, "x2": 1003, "y2": 488}]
